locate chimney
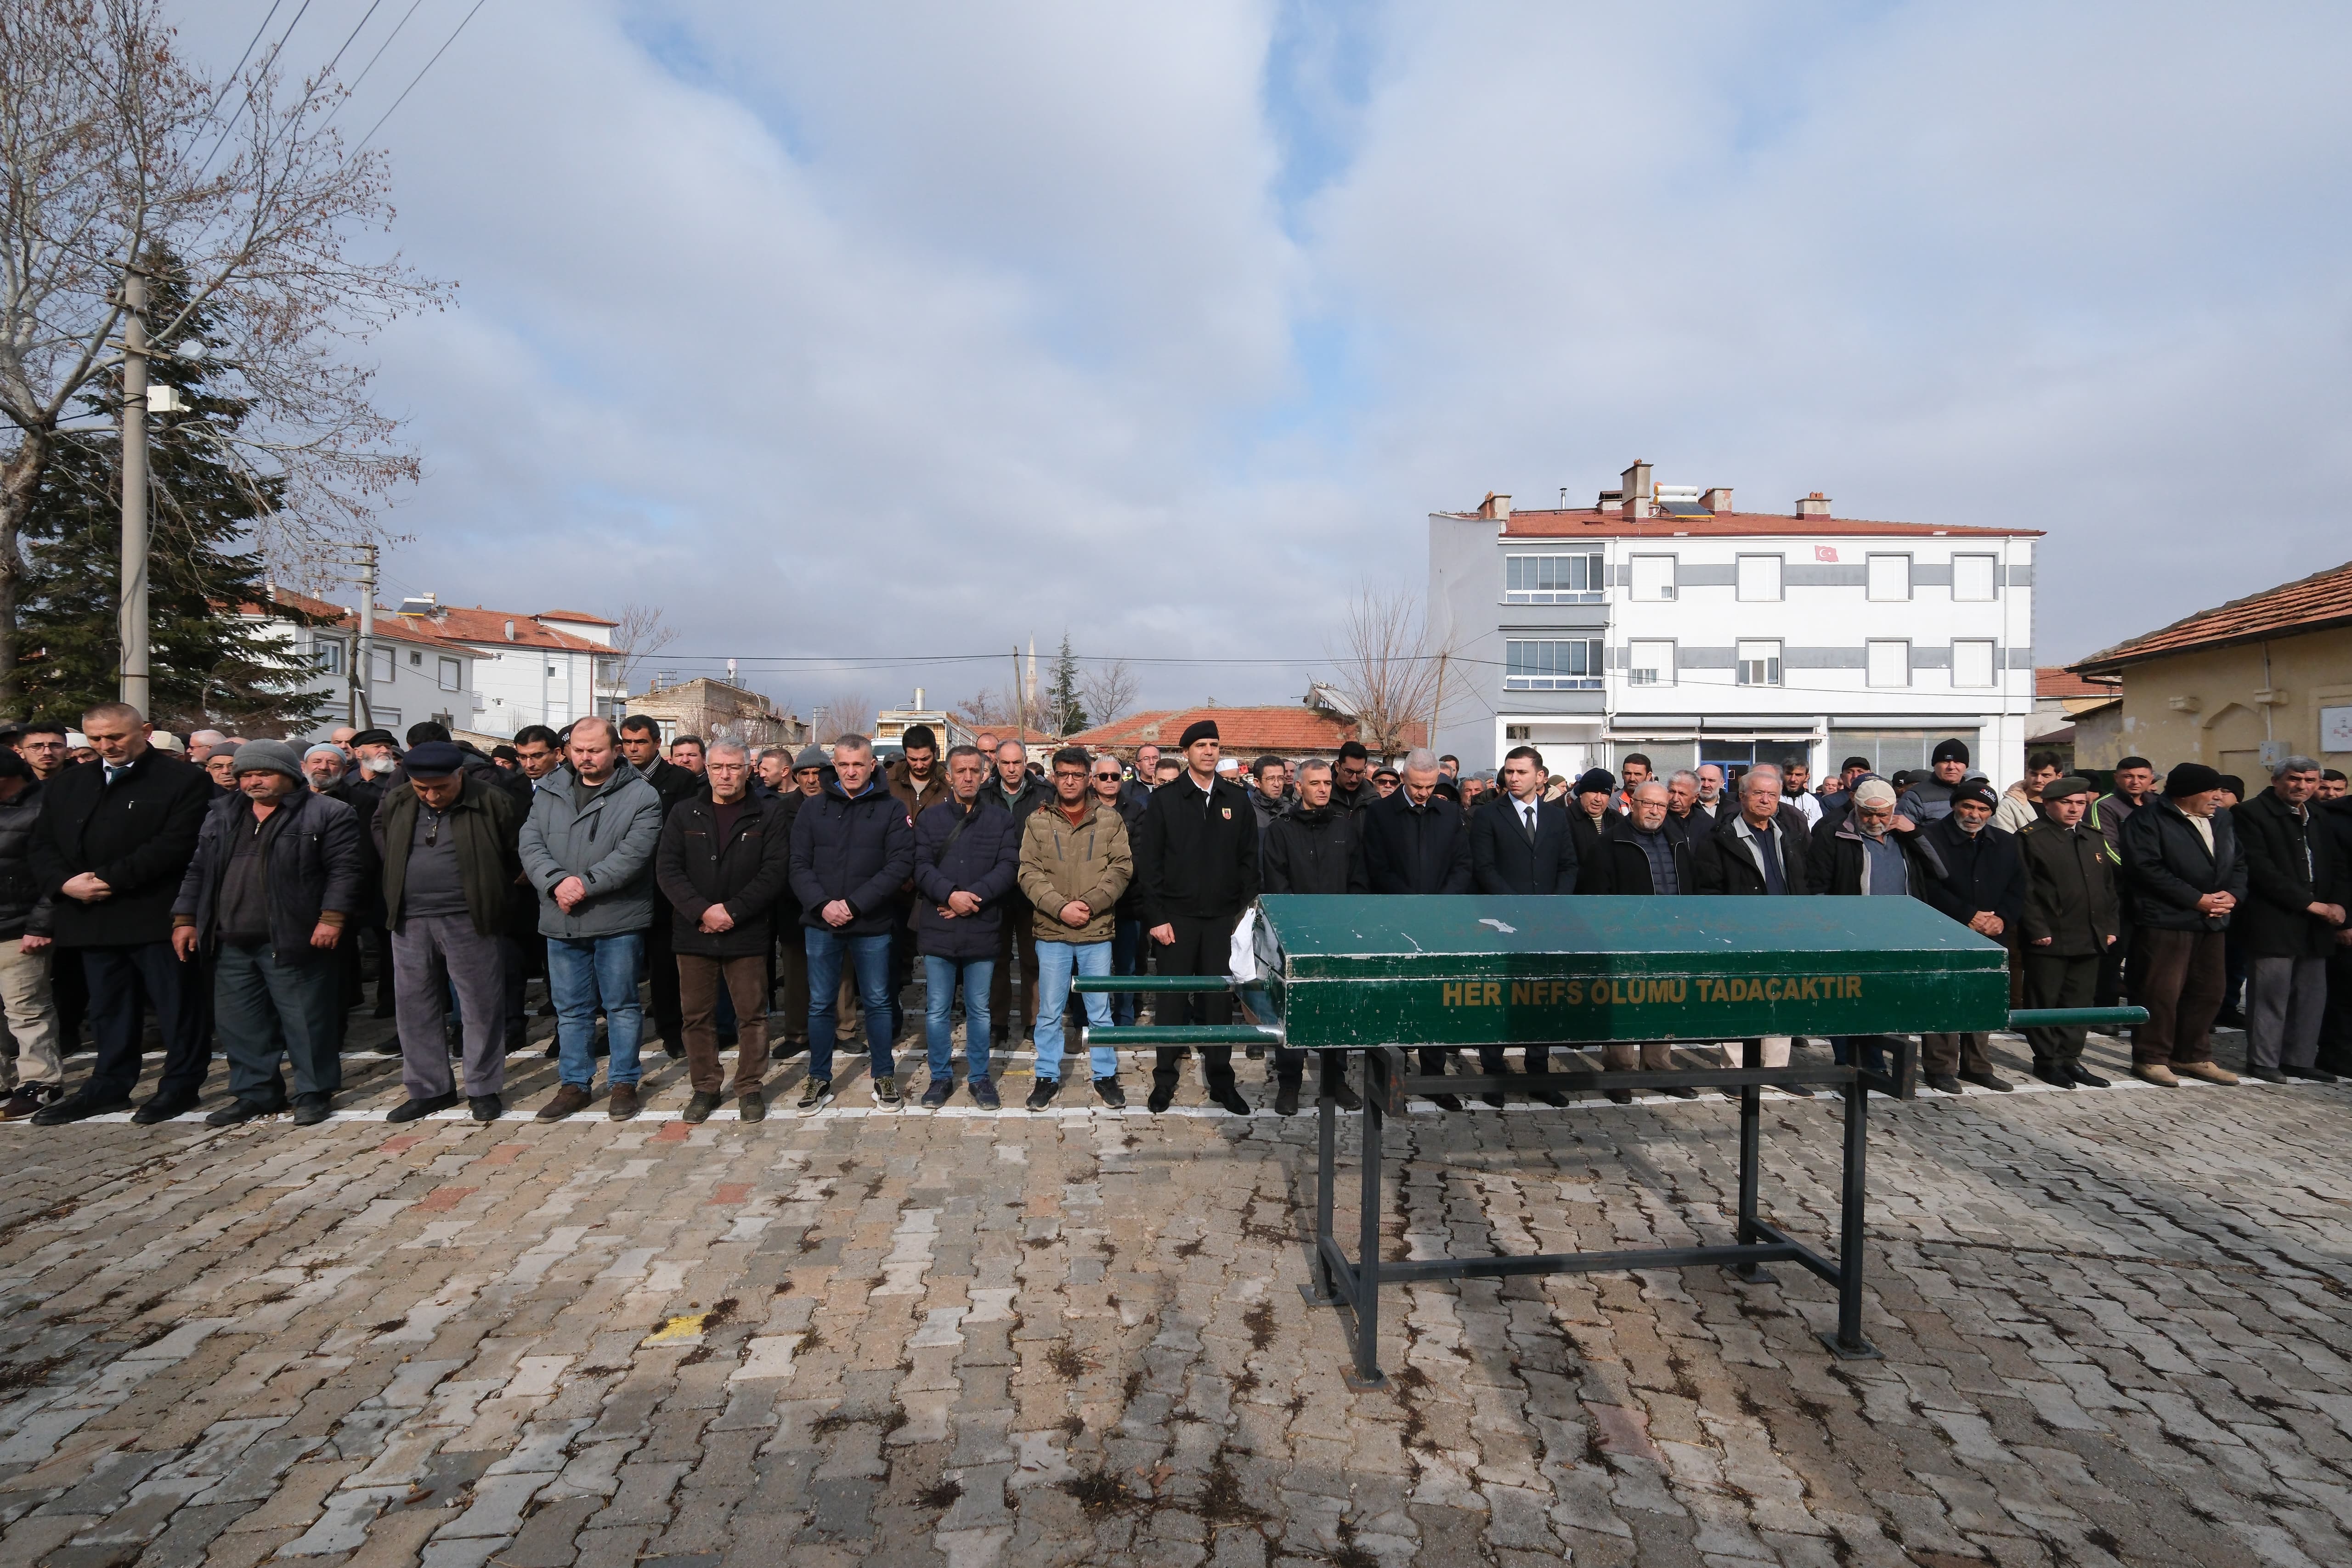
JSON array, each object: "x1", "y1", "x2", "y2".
[
  {"x1": 1595, "y1": 488, "x2": 1623, "y2": 514},
  {"x1": 1795, "y1": 491, "x2": 1832, "y2": 518},
  {"x1": 1621, "y1": 461, "x2": 1653, "y2": 519},
  {"x1": 1700, "y1": 487, "x2": 1733, "y2": 514},
  {"x1": 1476, "y1": 492, "x2": 1512, "y2": 521}
]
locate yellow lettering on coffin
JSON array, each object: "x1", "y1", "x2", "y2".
[{"x1": 1442, "y1": 983, "x2": 1461, "y2": 1008}]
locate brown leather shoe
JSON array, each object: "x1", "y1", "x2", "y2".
[
  {"x1": 609, "y1": 1082, "x2": 640, "y2": 1121},
  {"x1": 536, "y1": 1083, "x2": 593, "y2": 1121},
  {"x1": 2175, "y1": 1061, "x2": 2239, "y2": 1085},
  {"x1": 2133, "y1": 1063, "x2": 2181, "y2": 1087}
]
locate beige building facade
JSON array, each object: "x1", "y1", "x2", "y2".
[{"x1": 2070, "y1": 561, "x2": 2352, "y2": 776}]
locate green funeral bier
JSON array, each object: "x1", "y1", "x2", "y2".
[{"x1": 1249, "y1": 894, "x2": 2011, "y2": 1048}]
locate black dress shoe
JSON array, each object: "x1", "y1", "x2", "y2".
[
  {"x1": 1924, "y1": 1073, "x2": 1965, "y2": 1094},
  {"x1": 1479, "y1": 1092, "x2": 1506, "y2": 1108},
  {"x1": 387, "y1": 1092, "x2": 461, "y2": 1123},
  {"x1": 1958, "y1": 1070, "x2": 2012, "y2": 1093},
  {"x1": 289, "y1": 1096, "x2": 333, "y2": 1127},
  {"x1": 1146, "y1": 1082, "x2": 1175, "y2": 1113},
  {"x1": 469, "y1": 1094, "x2": 503, "y2": 1121},
  {"x1": 2250, "y1": 1067, "x2": 2291, "y2": 1084},
  {"x1": 204, "y1": 1100, "x2": 277, "y2": 1127},
  {"x1": 1210, "y1": 1085, "x2": 1251, "y2": 1116},
  {"x1": 1606, "y1": 1088, "x2": 1633, "y2": 1104},
  {"x1": 1532, "y1": 1089, "x2": 1570, "y2": 1108},
  {"x1": 135, "y1": 1098, "x2": 200, "y2": 1125},
  {"x1": 1325, "y1": 1081, "x2": 1363, "y2": 1112},
  {"x1": 30, "y1": 1093, "x2": 133, "y2": 1126},
  {"x1": 2284, "y1": 1064, "x2": 2341, "y2": 1084},
  {"x1": 1272, "y1": 1080, "x2": 1300, "y2": 1116},
  {"x1": 1428, "y1": 1093, "x2": 1464, "y2": 1112},
  {"x1": 1660, "y1": 1085, "x2": 1700, "y2": 1099},
  {"x1": 2032, "y1": 1061, "x2": 2076, "y2": 1088},
  {"x1": 2064, "y1": 1065, "x2": 2110, "y2": 1088}
]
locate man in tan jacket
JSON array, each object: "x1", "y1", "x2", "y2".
[{"x1": 1019, "y1": 747, "x2": 1132, "y2": 1109}]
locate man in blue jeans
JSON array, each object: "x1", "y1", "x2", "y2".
[
  {"x1": 789, "y1": 734, "x2": 915, "y2": 1111},
  {"x1": 1019, "y1": 747, "x2": 1132, "y2": 1109},
  {"x1": 912, "y1": 746, "x2": 1020, "y2": 1109},
  {"x1": 520, "y1": 716, "x2": 664, "y2": 1121}
]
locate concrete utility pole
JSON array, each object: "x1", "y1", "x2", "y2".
[
  {"x1": 355, "y1": 545, "x2": 377, "y2": 727},
  {"x1": 117, "y1": 266, "x2": 150, "y2": 713}
]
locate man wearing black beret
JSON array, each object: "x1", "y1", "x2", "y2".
[
  {"x1": 1912, "y1": 776, "x2": 2021, "y2": 1092},
  {"x1": 1132, "y1": 719, "x2": 1257, "y2": 1114}
]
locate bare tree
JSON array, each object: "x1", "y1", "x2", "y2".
[
  {"x1": 0, "y1": 0, "x2": 449, "y2": 707},
  {"x1": 1076, "y1": 658, "x2": 1138, "y2": 729},
  {"x1": 812, "y1": 691, "x2": 876, "y2": 741},
  {"x1": 608, "y1": 602, "x2": 676, "y2": 698},
  {"x1": 1325, "y1": 581, "x2": 1444, "y2": 762}
]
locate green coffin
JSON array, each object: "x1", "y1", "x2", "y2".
[{"x1": 1250, "y1": 895, "x2": 2010, "y2": 1049}]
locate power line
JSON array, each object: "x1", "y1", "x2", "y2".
[
  {"x1": 195, "y1": 0, "x2": 317, "y2": 183},
  {"x1": 356, "y1": 0, "x2": 495, "y2": 151},
  {"x1": 200, "y1": 0, "x2": 287, "y2": 122},
  {"x1": 321, "y1": 0, "x2": 390, "y2": 79},
  {"x1": 322, "y1": 0, "x2": 430, "y2": 131}
]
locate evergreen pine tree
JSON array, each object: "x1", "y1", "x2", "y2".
[
  {"x1": 14, "y1": 255, "x2": 326, "y2": 733},
  {"x1": 1047, "y1": 632, "x2": 1087, "y2": 736}
]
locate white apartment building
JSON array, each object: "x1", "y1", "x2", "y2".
[
  {"x1": 1429, "y1": 461, "x2": 2040, "y2": 786},
  {"x1": 244, "y1": 588, "x2": 488, "y2": 742},
  {"x1": 394, "y1": 598, "x2": 628, "y2": 739}
]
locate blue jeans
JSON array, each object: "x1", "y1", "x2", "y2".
[
  {"x1": 807, "y1": 927, "x2": 894, "y2": 1081},
  {"x1": 1109, "y1": 917, "x2": 1146, "y2": 1026},
  {"x1": 548, "y1": 933, "x2": 644, "y2": 1088},
  {"x1": 1829, "y1": 1035, "x2": 1892, "y2": 1076},
  {"x1": 1035, "y1": 940, "x2": 1116, "y2": 1082},
  {"x1": 923, "y1": 955, "x2": 994, "y2": 1081}
]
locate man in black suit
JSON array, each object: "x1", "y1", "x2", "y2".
[
  {"x1": 1359, "y1": 747, "x2": 1474, "y2": 1108},
  {"x1": 1132, "y1": 719, "x2": 1257, "y2": 1115},
  {"x1": 28, "y1": 702, "x2": 214, "y2": 1124},
  {"x1": 620, "y1": 713, "x2": 701, "y2": 1057},
  {"x1": 1469, "y1": 745, "x2": 1577, "y2": 1104}
]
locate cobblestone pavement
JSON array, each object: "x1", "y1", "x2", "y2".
[{"x1": 2, "y1": 1003, "x2": 2349, "y2": 1568}]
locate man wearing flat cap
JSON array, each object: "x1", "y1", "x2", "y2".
[
  {"x1": 2016, "y1": 777, "x2": 2119, "y2": 1087},
  {"x1": 376, "y1": 742, "x2": 525, "y2": 1123},
  {"x1": 1911, "y1": 777, "x2": 2021, "y2": 1093},
  {"x1": 171, "y1": 739, "x2": 364, "y2": 1127},
  {"x1": 2117, "y1": 762, "x2": 2247, "y2": 1086},
  {"x1": 1132, "y1": 718, "x2": 1258, "y2": 1114}
]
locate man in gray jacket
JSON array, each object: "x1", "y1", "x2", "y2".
[{"x1": 520, "y1": 716, "x2": 664, "y2": 1121}]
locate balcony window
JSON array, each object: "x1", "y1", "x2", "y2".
[
  {"x1": 1952, "y1": 555, "x2": 1997, "y2": 601},
  {"x1": 1630, "y1": 555, "x2": 1675, "y2": 601},
  {"x1": 1505, "y1": 639, "x2": 1604, "y2": 690},
  {"x1": 1503, "y1": 553, "x2": 1605, "y2": 603},
  {"x1": 1736, "y1": 640, "x2": 1782, "y2": 687},
  {"x1": 1867, "y1": 554, "x2": 1911, "y2": 601},
  {"x1": 1866, "y1": 640, "x2": 1910, "y2": 688}
]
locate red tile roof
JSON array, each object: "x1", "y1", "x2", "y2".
[
  {"x1": 2071, "y1": 559, "x2": 2352, "y2": 674},
  {"x1": 533, "y1": 608, "x2": 618, "y2": 626},
  {"x1": 2035, "y1": 667, "x2": 2117, "y2": 699},
  {"x1": 1483, "y1": 506, "x2": 2036, "y2": 540},
  {"x1": 1064, "y1": 706, "x2": 1426, "y2": 755},
  {"x1": 407, "y1": 605, "x2": 610, "y2": 654}
]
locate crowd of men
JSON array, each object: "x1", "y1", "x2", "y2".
[{"x1": 0, "y1": 700, "x2": 2343, "y2": 1130}]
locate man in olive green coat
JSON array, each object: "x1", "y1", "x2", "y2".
[{"x1": 1018, "y1": 747, "x2": 1132, "y2": 1109}]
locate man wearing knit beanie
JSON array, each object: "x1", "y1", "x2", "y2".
[
  {"x1": 2115, "y1": 761, "x2": 2247, "y2": 1085},
  {"x1": 171, "y1": 738, "x2": 365, "y2": 1126}
]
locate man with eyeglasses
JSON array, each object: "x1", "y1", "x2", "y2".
[
  {"x1": 17, "y1": 724, "x2": 70, "y2": 782},
  {"x1": 377, "y1": 742, "x2": 524, "y2": 1123}
]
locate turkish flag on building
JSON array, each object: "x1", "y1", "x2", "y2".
[{"x1": 1814, "y1": 545, "x2": 1839, "y2": 562}]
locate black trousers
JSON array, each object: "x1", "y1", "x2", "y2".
[
  {"x1": 2319, "y1": 944, "x2": 2352, "y2": 1070},
  {"x1": 80, "y1": 942, "x2": 211, "y2": 1104},
  {"x1": 1477, "y1": 1046, "x2": 1550, "y2": 1076},
  {"x1": 2024, "y1": 950, "x2": 2099, "y2": 1066},
  {"x1": 1152, "y1": 911, "x2": 1240, "y2": 1092},
  {"x1": 1274, "y1": 1047, "x2": 1352, "y2": 1092},
  {"x1": 644, "y1": 913, "x2": 683, "y2": 1047}
]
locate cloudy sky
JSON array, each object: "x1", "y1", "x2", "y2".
[{"x1": 187, "y1": 0, "x2": 2352, "y2": 719}]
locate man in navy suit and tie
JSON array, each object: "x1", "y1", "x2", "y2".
[{"x1": 1469, "y1": 745, "x2": 1578, "y2": 1105}]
